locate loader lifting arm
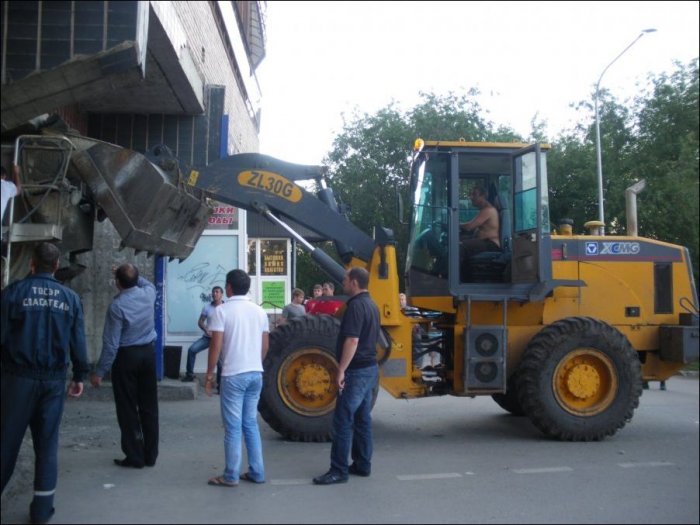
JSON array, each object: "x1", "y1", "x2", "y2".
[{"x1": 186, "y1": 152, "x2": 377, "y2": 268}]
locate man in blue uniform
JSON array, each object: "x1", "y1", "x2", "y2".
[
  {"x1": 1, "y1": 242, "x2": 89, "y2": 524},
  {"x1": 313, "y1": 267, "x2": 380, "y2": 485}
]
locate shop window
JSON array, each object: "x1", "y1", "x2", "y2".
[
  {"x1": 248, "y1": 238, "x2": 290, "y2": 312},
  {"x1": 166, "y1": 234, "x2": 238, "y2": 336},
  {"x1": 261, "y1": 239, "x2": 287, "y2": 275},
  {"x1": 248, "y1": 239, "x2": 257, "y2": 274}
]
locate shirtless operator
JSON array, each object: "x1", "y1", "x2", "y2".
[{"x1": 459, "y1": 186, "x2": 500, "y2": 257}]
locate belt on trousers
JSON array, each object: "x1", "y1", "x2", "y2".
[{"x1": 119, "y1": 341, "x2": 155, "y2": 351}]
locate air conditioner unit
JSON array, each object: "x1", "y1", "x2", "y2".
[{"x1": 464, "y1": 326, "x2": 507, "y2": 391}]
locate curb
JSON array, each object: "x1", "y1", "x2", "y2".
[{"x1": 75, "y1": 378, "x2": 199, "y2": 402}]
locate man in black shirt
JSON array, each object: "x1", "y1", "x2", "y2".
[{"x1": 313, "y1": 267, "x2": 380, "y2": 485}]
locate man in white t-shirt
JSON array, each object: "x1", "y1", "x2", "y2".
[
  {"x1": 181, "y1": 286, "x2": 224, "y2": 383},
  {"x1": 1, "y1": 165, "x2": 22, "y2": 241},
  {"x1": 205, "y1": 269, "x2": 269, "y2": 487}
]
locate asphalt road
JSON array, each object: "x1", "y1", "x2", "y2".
[{"x1": 1, "y1": 375, "x2": 698, "y2": 524}]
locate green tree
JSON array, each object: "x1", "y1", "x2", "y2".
[
  {"x1": 547, "y1": 130, "x2": 598, "y2": 231},
  {"x1": 295, "y1": 242, "x2": 340, "y2": 295},
  {"x1": 632, "y1": 59, "x2": 699, "y2": 280},
  {"x1": 549, "y1": 58, "x2": 698, "y2": 288},
  {"x1": 547, "y1": 94, "x2": 634, "y2": 234}
]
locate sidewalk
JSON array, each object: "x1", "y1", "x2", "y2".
[
  {"x1": 0, "y1": 378, "x2": 202, "y2": 523},
  {"x1": 76, "y1": 377, "x2": 200, "y2": 402}
]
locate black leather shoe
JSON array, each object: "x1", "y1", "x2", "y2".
[
  {"x1": 114, "y1": 458, "x2": 144, "y2": 469},
  {"x1": 312, "y1": 471, "x2": 348, "y2": 485},
  {"x1": 349, "y1": 463, "x2": 370, "y2": 477}
]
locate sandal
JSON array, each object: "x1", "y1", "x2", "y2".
[
  {"x1": 208, "y1": 475, "x2": 238, "y2": 487},
  {"x1": 240, "y1": 472, "x2": 265, "y2": 484}
]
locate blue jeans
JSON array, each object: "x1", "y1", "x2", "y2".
[
  {"x1": 185, "y1": 336, "x2": 210, "y2": 375},
  {"x1": 330, "y1": 365, "x2": 378, "y2": 477},
  {"x1": 1, "y1": 373, "x2": 66, "y2": 522},
  {"x1": 219, "y1": 372, "x2": 265, "y2": 483},
  {"x1": 186, "y1": 337, "x2": 222, "y2": 385}
]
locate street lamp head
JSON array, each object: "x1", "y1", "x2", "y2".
[{"x1": 641, "y1": 28, "x2": 657, "y2": 34}]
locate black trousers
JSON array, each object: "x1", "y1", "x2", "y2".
[
  {"x1": 460, "y1": 237, "x2": 500, "y2": 257},
  {"x1": 111, "y1": 343, "x2": 159, "y2": 467}
]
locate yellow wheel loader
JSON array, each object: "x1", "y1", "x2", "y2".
[
  {"x1": 4, "y1": 126, "x2": 696, "y2": 442},
  {"x1": 187, "y1": 139, "x2": 698, "y2": 442}
]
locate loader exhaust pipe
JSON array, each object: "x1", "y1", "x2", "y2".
[{"x1": 625, "y1": 179, "x2": 646, "y2": 237}]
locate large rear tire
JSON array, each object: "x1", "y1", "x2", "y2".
[
  {"x1": 516, "y1": 317, "x2": 642, "y2": 441},
  {"x1": 259, "y1": 315, "x2": 340, "y2": 442}
]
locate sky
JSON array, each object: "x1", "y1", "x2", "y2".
[{"x1": 256, "y1": 1, "x2": 699, "y2": 166}]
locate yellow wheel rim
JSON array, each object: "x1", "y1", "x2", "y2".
[
  {"x1": 553, "y1": 349, "x2": 618, "y2": 416},
  {"x1": 277, "y1": 349, "x2": 338, "y2": 416}
]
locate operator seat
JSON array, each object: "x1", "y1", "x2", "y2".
[{"x1": 462, "y1": 191, "x2": 511, "y2": 283}]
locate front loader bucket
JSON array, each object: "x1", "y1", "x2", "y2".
[{"x1": 71, "y1": 142, "x2": 212, "y2": 260}]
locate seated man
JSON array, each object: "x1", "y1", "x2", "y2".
[
  {"x1": 181, "y1": 286, "x2": 223, "y2": 384},
  {"x1": 459, "y1": 186, "x2": 500, "y2": 258}
]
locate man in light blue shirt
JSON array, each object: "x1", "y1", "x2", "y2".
[{"x1": 91, "y1": 263, "x2": 158, "y2": 469}]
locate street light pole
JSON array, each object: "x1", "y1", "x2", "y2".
[{"x1": 594, "y1": 28, "x2": 656, "y2": 235}]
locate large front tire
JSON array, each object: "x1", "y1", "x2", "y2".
[
  {"x1": 259, "y1": 315, "x2": 340, "y2": 442},
  {"x1": 516, "y1": 317, "x2": 642, "y2": 441}
]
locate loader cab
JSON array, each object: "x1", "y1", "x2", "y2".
[{"x1": 406, "y1": 140, "x2": 554, "y2": 305}]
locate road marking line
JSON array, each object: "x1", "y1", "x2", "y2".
[
  {"x1": 270, "y1": 479, "x2": 311, "y2": 485},
  {"x1": 397, "y1": 473, "x2": 462, "y2": 481},
  {"x1": 617, "y1": 461, "x2": 675, "y2": 469},
  {"x1": 465, "y1": 471, "x2": 475, "y2": 476},
  {"x1": 512, "y1": 467, "x2": 573, "y2": 474}
]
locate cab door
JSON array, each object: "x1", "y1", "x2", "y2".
[{"x1": 511, "y1": 145, "x2": 551, "y2": 285}]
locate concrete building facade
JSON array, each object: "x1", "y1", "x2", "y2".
[{"x1": 1, "y1": 1, "x2": 267, "y2": 366}]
